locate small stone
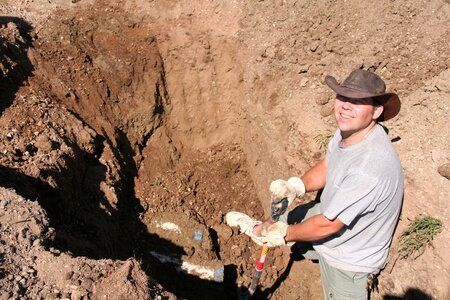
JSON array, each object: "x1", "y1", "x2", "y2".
[
  {"x1": 298, "y1": 64, "x2": 311, "y2": 74},
  {"x1": 32, "y1": 239, "x2": 41, "y2": 247},
  {"x1": 300, "y1": 77, "x2": 309, "y2": 87},
  {"x1": 315, "y1": 97, "x2": 330, "y2": 105},
  {"x1": 0, "y1": 199, "x2": 8, "y2": 208},
  {"x1": 70, "y1": 288, "x2": 87, "y2": 300},
  {"x1": 49, "y1": 247, "x2": 61, "y2": 255},
  {"x1": 309, "y1": 41, "x2": 320, "y2": 52},
  {"x1": 65, "y1": 271, "x2": 74, "y2": 280},
  {"x1": 61, "y1": 292, "x2": 71, "y2": 299},
  {"x1": 438, "y1": 163, "x2": 450, "y2": 180},
  {"x1": 80, "y1": 277, "x2": 93, "y2": 289},
  {"x1": 35, "y1": 134, "x2": 53, "y2": 152}
]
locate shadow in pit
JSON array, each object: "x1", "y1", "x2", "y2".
[
  {"x1": 113, "y1": 129, "x2": 239, "y2": 299},
  {"x1": 0, "y1": 129, "x2": 239, "y2": 299},
  {"x1": 0, "y1": 17, "x2": 34, "y2": 116},
  {"x1": 0, "y1": 252, "x2": 5, "y2": 280},
  {"x1": 383, "y1": 288, "x2": 433, "y2": 300}
]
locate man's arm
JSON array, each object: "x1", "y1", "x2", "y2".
[
  {"x1": 301, "y1": 159, "x2": 327, "y2": 192},
  {"x1": 285, "y1": 214, "x2": 344, "y2": 242},
  {"x1": 285, "y1": 160, "x2": 341, "y2": 242}
]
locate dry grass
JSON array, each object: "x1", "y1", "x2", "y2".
[
  {"x1": 398, "y1": 215, "x2": 443, "y2": 260},
  {"x1": 314, "y1": 130, "x2": 333, "y2": 153}
]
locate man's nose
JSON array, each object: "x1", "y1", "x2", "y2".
[{"x1": 341, "y1": 100, "x2": 352, "y2": 109}]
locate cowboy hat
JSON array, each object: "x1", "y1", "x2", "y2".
[{"x1": 325, "y1": 69, "x2": 401, "y2": 121}]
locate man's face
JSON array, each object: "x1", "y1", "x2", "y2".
[{"x1": 334, "y1": 95, "x2": 383, "y2": 138}]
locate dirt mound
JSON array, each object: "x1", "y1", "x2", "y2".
[
  {"x1": 1, "y1": 0, "x2": 449, "y2": 299},
  {"x1": 0, "y1": 187, "x2": 168, "y2": 299}
]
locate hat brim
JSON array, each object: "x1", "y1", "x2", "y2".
[
  {"x1": 325, "y1": 75, "x2": 401, "y2": 121},
  {"x1": 375, "y1": 93, "x2": 401, "y2": 122}
]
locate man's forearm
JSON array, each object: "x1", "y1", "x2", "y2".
[
  {"x1": 285, "y1": 214, "x2": 344, "y2": 242},
  {"x1": 301, "y1": 159, "x2": 327, "y2": 192}
]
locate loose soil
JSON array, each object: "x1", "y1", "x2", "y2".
[{"x1": 0, "y1": 0, "x2": 449, "y2": 299}]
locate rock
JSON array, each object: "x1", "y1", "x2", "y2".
[
  {"x1": 438, "y1": 163, "x2": 450, "y2": 180},
  {"x1": 298, "y1": 64, "x2": 311, "y2": 74},
  {"x1": 309, "y1": 40, "x2": 320, "y2": 52},
  {"x1": 300, "y1": 77, "x2": 309, "y2": 87},
  {"x1": 320, "y1": 102, "x2": 334, "y2": 117},
  {"x1": 0, "y1": 199, "x2": 8, "y2": 208},
  {"x1": 35, "y1": 134, "x2": 53, "y2": 152},
  {"x1": 27, "y1": 267, "x2": 37, "y2": 276},
  {"x1": 65, "y1": 271, "x2": 74, "y2": 280},
  {"x1": 32, "y1": 239, "x2": 41, "y2": 247},
  {"x1": 315, "y1": 96, "x2": 330, "y2": 105},
  {"x1": 214, "y1": 224, "x2": 233, "y2": 242},
  {"x1": 80, "y1": 277, "x2": 94, "y2": 290},
  {"x1": 70, "y1": 288, "x2": 83, "y2": 300}
]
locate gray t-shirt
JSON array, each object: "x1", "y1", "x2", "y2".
[{"x1": 313, "y1": 124, "x2": 404, "y2": 273}]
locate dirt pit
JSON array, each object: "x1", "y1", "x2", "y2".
[{"x1": 1, "y1": 0, "x2": 449, "y2": 299}]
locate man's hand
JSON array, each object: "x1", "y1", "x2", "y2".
[
  {"x1": 250, "y1": 221, "x2": 294, "y2": 247},
  {"x1": 270, "y1": 177, "x2": 305, "y2": 208},
  {"x1": 287, "y1": 176, "x2": 306, "y2": 198}
]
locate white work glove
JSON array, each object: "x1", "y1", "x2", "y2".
[
  {"x1": 270, "y1": 177, "x2": 305, "y2": 208},
  {"x1": 251, "y1": 221, "x2": 294, "y2": 248},
  {"x1": 287, "y1": 176, "x2": 306, "y2": 198}
]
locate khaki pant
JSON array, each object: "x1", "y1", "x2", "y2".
[{"x1": 282, "y1": 202, "x2": 369, "y2": 300}]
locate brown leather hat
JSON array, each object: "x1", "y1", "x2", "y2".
[{"x1": 325, "y1": 69, "x2": 401, "y2": 121}]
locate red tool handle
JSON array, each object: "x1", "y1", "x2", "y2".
[
  {"x1": 247, "y1": 219, "x2": 276, "y2": 296},
  {"x1": 247, "y1": 199, "x2": 289, "y2": 298}
]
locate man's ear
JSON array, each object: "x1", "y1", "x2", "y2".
[{"x1": 373, "y1": 105, "x2": 384, "y2": 120}]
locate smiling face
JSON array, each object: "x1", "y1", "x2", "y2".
[{"x1": 334, "y1": 95, "x2": 384, "y2": 144}]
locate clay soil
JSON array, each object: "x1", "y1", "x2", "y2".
[{"x1": 0, "y1": 0, "x2": 449, "y2": 299}]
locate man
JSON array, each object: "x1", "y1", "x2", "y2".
[{"x1": 226, "y1": 69, "x2": 404, "y2": 299}]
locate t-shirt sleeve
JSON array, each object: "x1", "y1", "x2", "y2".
[{"x1": 322, "y1": 173, "x2": 379, "y2": 225}]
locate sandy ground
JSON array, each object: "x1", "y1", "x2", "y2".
[{"x1": 0, "y1": 0, "x2": 449, "y2": 299}]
